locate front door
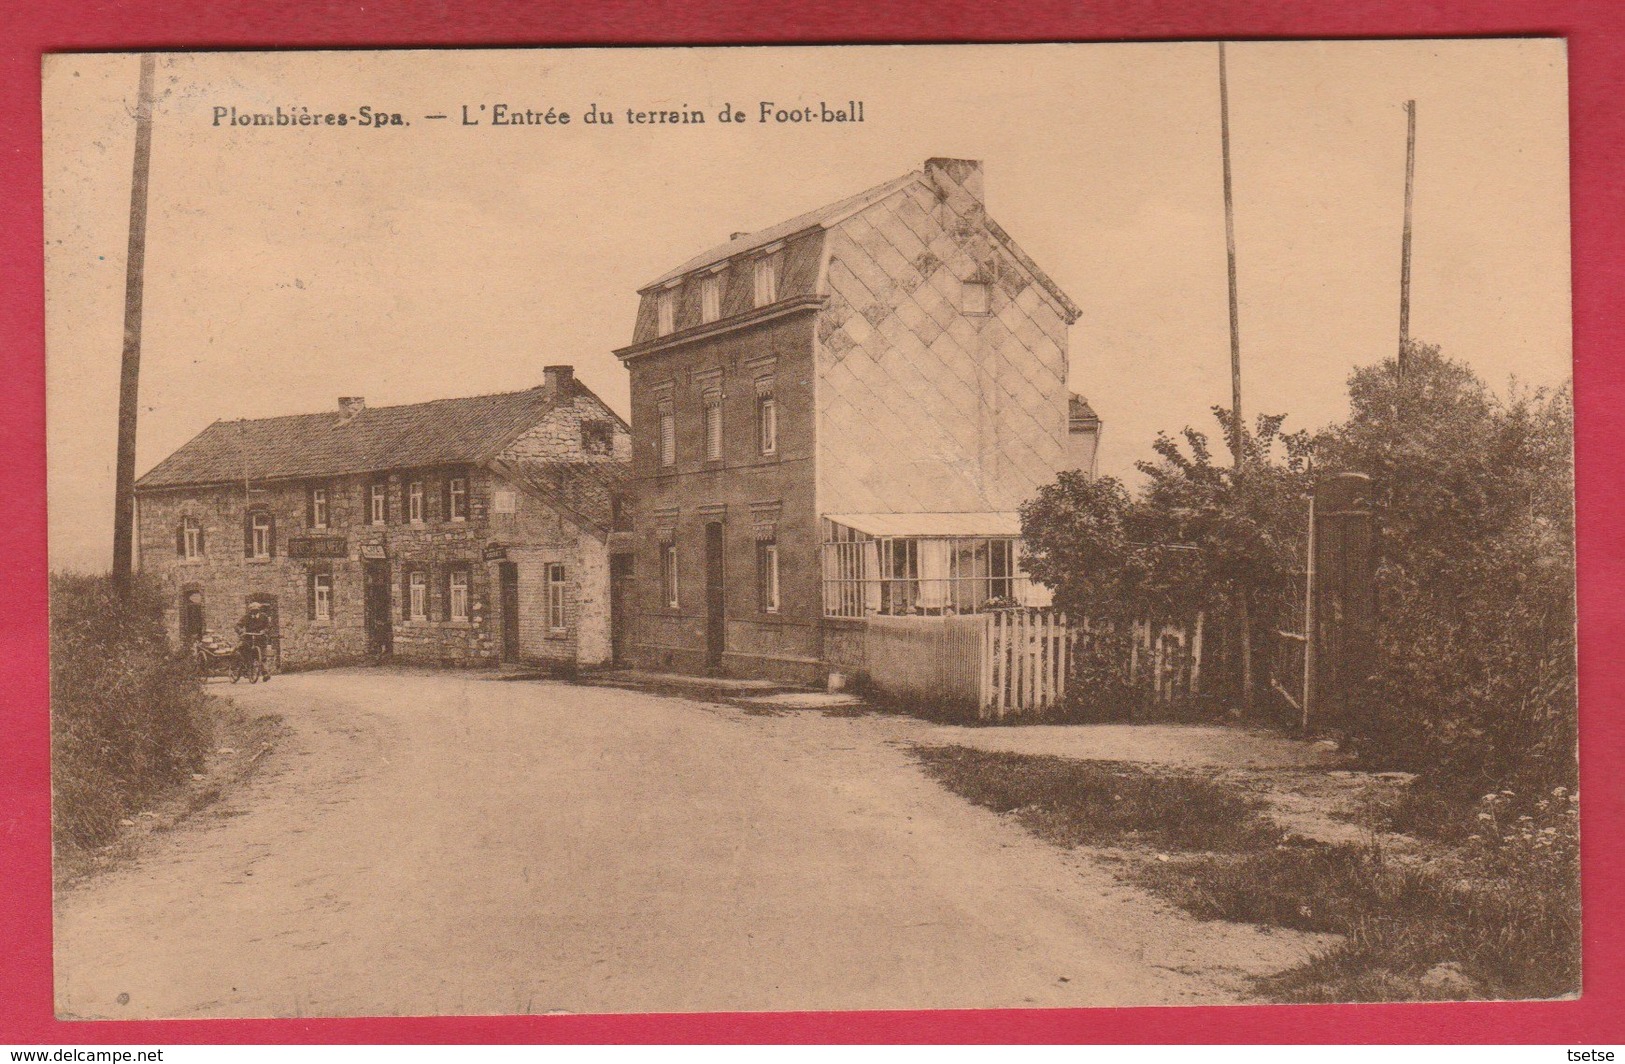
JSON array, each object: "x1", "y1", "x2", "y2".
[
  {"x1": 180, "y1": 589, "x2": 205, "y2": 648},
  {"x1": 499, "y1": 561, "x2": 520, "y2": 662},
  {"x1": 609, "y1": 552, "x2": 634, "y2": 667},
  {"x1": 704, "y1": 522, "x2": 725, "y2": 671},
  {"x1": 363, "y1": 561, "x2": 392, "y2": 656}
]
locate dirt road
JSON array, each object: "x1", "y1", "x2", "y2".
[{"x1": 55, "y1": 669, "x2": 1316, "y2": 1017}]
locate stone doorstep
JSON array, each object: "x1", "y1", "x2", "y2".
[{"x1": 573, "y1": 668, "x2": 817, "y2": 700}]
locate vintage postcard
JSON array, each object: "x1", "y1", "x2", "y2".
[{"x1": 44, "y1": 42, "x2": 1575, "y2": 1018}]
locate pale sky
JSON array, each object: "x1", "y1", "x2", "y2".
[{"x1": 44, "y1": 41, "x2": 1572, "y2": 573}]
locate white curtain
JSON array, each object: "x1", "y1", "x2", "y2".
[
  {"x1": 862, "y1": 541, "x2": 882, "y2": 615},
  {"x1": 917, "y1": 539, "x2": 951, "y2": 610}
]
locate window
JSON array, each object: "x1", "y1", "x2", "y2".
[
  {"x1": 178, "y1": 516, "x2": 203, "y2": 560},
  {"x1": 546, "y1": 563, "x2": 567, "y2": 630},
  {"x1": 962, "y1": 280, "x2": 991, "y2": 315},
  {"x1": 819, "y1": 525, "x2": 1036, "y2": 617},
  {"x1": 246, "y1": 510, "x2": 273, "y2": 559},
  {"x1": 757, "y1": 540, "x2": 780, "y2": 613},
  {"x1": 408, "y1": 480, "x2": 424, "y2": 523},
  {"x1": 701, "y1": 273, "x2": 722, "y2": 323},
  {"x1": 658, "y1": 400, "x2": 676, "y2": 468},
  {"x1": 661, "y1": 541, "x2": 679, "y2": 608},
  {"x1": 448, "y1": 569, "x2": 469, "y2": 622},
  {"x1": 409, "y1": 570, "x2": 427, "y2": 621},
  {"x1": 310, "y1": 487, "x2": 329, "y2": 529},
  {"x1": 492, "y1": 489, "x2": 517, "y2": 515},
  {"x1": 311, "y1": 572, "x2": 332, "y2": 621},
  {"x1": 703, "y1": 390, "x2": 723, "y2": 462},
  {"x1": 657, "y1": 288, "x2": 676, "y2": 336},
  {"x1": 370, "y1": 482, "x2": 387, "y2": 525},
  {"x1": 752, "y1": 255, "x2": 777, "y2": 307},
  {"x1": 756, "y1": 378, "x2": 778, "y2": 455},
  {"x1": 448, "y1": 475, "x2": 468, "y2": 521},
  {"x1": 582, "y1": 419, "x2": 615, "y2": 455}
]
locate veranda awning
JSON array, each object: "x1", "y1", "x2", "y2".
[{"x1": 823, "y1": 511, "x2": 1023, "y2": 539}]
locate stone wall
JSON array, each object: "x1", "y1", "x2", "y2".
[{"x1": 138, "y1": 460, "x2": 616, "y2": 671}]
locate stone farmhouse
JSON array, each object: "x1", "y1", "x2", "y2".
[
  {"x1": 614, "y1": 157, "x2": 1101, "y2": 684},
  {"x1": 134, "y1": 366, "x2": 630, "y2": 671}
]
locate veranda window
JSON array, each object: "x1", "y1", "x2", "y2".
[{"x1": 819, "y1": 515, "x2": 1047, "y2": 617}]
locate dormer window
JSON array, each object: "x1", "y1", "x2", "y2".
[
  {"x1": 753, "y1": 254, "x2": 778, "y2": 307},
  {"x1": 657, "y1": 288, "x2": 677, "y2": 336},
  {"x1": 962, "y1": 280, "x2": 991, "y2": 315},
  {"x1": 701, "y1": 273, "x2": 722, "y2": 323}
]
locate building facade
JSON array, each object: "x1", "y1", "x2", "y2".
[
  {"x1": 134, "y1": 366, "x2": 630, "y2": 671},
  {"x1": 615, "y1": 157, "x2": 1101, "y2": 684}
]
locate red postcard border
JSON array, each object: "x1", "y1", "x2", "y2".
[{"x1": 3, "y1": 0, "x2": 1621, "y2": 1045}]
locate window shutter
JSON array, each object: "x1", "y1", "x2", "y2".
[
  {"x1": 441, "y1": 477, "x2": 451, "y2": 523},
  {"x1": 306, "y1": 487, "x2": 314, "y2": 527},
  {"x1": 308, "y1": 573, "x2": 317, "y2": 621},
  {"x1": 243, "y1": 511, "x2": 253, "y2": 557},
  {"x1": 402, "y1": 569, "x2": 412, "y2": 621},
  {"x1": 198, "y1": 525, "x2": 205, "y2": 556},
  {"x1": 177, "y1": 523, "x2": 185, "y2": 557}
]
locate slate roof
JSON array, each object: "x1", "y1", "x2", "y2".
[
  {"x1": 136, "y1": 383, "x2": 587, "y2": 490},
  {"x1": 641, "y1": 172, "x2": 921, "y2": 290},
  {"x1": 1069, "y1": 394, "x2": 1101, "y2": 424}
]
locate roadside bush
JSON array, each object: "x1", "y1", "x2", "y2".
[
  {"x1": 51, "y1": 572, "x2": 210, "y2": 848},
  {"x1": 1318, "y1": 344, "x2": 1577, "y2": 796}
]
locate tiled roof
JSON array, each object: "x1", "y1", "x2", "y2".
[
  {"x1": 136, "y1": 384, "x2": 579, "y2": 489},
  {"x1": 641, "y1": 172, "x2": 922, "y2": 290},
  {"x1": 491, "y1": 458, "x2": 632, "y2": 533}
]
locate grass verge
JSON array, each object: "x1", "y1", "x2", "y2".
[{"x1": 911, "y1": 744, "x2": 1580, "y2": 1002}]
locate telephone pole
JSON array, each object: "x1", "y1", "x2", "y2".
[
  {"x1": 1218, "y1": 42, "x2": 1252, "y2": 715},
  {"x1": 111, "y1": 53, "x2": 156, "y2": 592},
  {"x1": 1398, "y1": 99, "x2": 1416, "y2": 377}
]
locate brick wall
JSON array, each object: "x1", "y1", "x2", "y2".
[{"x1": 625, "y1": 312, "x2": 823, "y2": 683}]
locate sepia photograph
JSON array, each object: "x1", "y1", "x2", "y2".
[{"x1": 42, "y1": 41, "x2": 1576, "y2": 1019}]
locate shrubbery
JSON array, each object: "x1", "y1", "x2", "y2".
[
  {"x1": 1022, "y1": 342, "x2": 1576, "y2": 795},
  {"x1": 51, "y1": 572, "x2": 211, "y2": 848}
]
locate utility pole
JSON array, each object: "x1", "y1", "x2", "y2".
[
  {"x1": 111, "y1": 53, "x2": 157, "y2": 593},
  {"x1": 1218, "y1": 42, "x2": 1251, "y2": 715},
  {"x1": 1397, "y1": 99, "x2": 1416, "y2": 378}
]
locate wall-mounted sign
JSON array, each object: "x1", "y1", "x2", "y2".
[
  {"x1": 359, "y1": 544, "x2": 388, "y2": 560},
  {"x1": 287, "y1": 535, "x2": 348, "y2": 559},
  {"x1": 482, "y1": 544, "x2": 508, "y2": 562}
]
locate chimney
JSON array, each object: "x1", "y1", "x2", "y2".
[
  {"x1": 730, "y1": 231, "x2": 750, "y2": 241},
  {"x1": 543, "y1": 365, "x2": 574, "y2": 392},
  {"x1": 925, "y1": 157, "x2": 985, "y2": 205},
  {"x1": 337, "y1": 396, "x2": 365, "y2": 421}
]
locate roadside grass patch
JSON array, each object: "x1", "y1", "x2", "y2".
[
  {"x1": 910, "y1": 744, "x2": 1580, "y2": 1002},
  {"x1": 910, "y1": 745, "x2": 1279, "y2": 853}
]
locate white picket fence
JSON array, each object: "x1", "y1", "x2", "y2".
[
  {"x1": 980, "y1": 610, "x2": 1071, "y2": 719},
  {"x1": 855, "y1": 609, "x2": 1206, "y2": 720}
]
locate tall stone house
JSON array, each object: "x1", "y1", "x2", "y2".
[
  {"x1": 134, "y1": 366, "x2": 630, "y2": 670},
  {"x1": 615, "y1": 157, "x2": 1101, "y2": 683}
]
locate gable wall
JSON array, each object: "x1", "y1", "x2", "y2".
[{"x1": 814, "y1": 179, "x2": 1072, "y2": 515}]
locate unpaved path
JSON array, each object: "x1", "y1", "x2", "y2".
[{"x1": 55, "y1": 669, "x2": 1319, "y2": 1018}]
